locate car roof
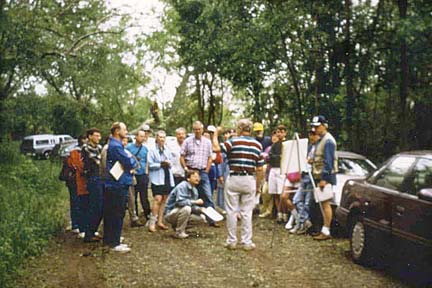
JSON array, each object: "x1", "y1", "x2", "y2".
[
  {"x1": 396, "y1": 150, "x2": 432, "y2": 159},
  {"x1": 336, "y1": 151, "x2": 368, "y2": 160},
  {"x1": 23, "y1": 134, "x2": 55, "y2": 140}
]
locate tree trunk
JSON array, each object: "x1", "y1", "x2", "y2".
[
  {"x1": 397, "y1": 0, "x2": 409, "y2": 149},
  {"x1": 343, "y1": 0, "x2": 355, "y2": 150}
]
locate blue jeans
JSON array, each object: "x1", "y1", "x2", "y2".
[
  {"x1": 85, "y1": 177, "x2": 103, "y2": 240},
  {"x1": 77, "y1": 194, "x2": 89, "y2": 233},
  {"x1": 67, "y1": 183, "x2": 80, "y2": 230},
  {"x1": 216, "y1": 185, "x2": 225, "y2": 210},
  {"x1": 103, "y1": 185, "x2": 128, "y2": 247},
  {"x1": 198, "y1": 171, "x2": 214, "y2": 208},
  {"x1": 293, "y1": 176, "x2": 312, "y2": 225}
]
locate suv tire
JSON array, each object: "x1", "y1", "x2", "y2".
[
  {"x1": 350, "y1": 218, "x2": 372, "y2": 265},
  {"x1": 43, "y1": 150, "x2": 51, "y2": 160}
]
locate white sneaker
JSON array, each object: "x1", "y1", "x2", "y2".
[
  {"x1": 200, "y1": 214, "x2": 207, "y2": 223},
  {"x1": 175, "y1": 232, "x2": 189, "y2": 239},
  {"x1": 71, "y1": 228, "x2": 80, "y2": 234},
  {"x1": 94, "y1": 232, "x2": 100, "y2": 237},
  {"x1": 77, "y1": 232, "x2": 85, "y2": 239},
  {"x1": 242, "y1": 243, "x2": 256, "y2": 251},
  {"x1": 224, "y1": 243, "x2": 237, "y2": 250},
  {"x1": 289, "y1": 224, "x2": 300, "y2": 234},
  {"x1": 285, "y1": 221, "x2": 294, "y2": 230},
  {"x1": 111, "y1": 245, "x2": 131, "y2": 253}
]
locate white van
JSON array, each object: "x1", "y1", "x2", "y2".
[
  {"x1": 53, "y1": 134, "x2": 74, "y2": 144},
  {"x1": 20, "y1": 134, "x2": 57, "y2": 159}
]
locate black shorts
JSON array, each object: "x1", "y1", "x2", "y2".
[{"x1": 151, "y1": 183, "x2": 172, "y2": 196}]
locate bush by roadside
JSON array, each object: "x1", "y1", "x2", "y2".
[{"x1": 0, "y1": 143, "x2": 67, "y2": 287}]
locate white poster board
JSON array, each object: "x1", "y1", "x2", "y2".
[{"x1": 280, "y1": 138, "x2": 309, "y2": 175}]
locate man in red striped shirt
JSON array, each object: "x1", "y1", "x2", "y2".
[{"x1": 212, "y1": 119, "x2": 264, "y2": 250}]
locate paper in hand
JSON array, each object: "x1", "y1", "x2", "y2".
[{"x1": 110, "y1": 161, "x2": 124, "y2": 181}]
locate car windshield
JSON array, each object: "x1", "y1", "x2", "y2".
[{"x1": 338, "y1": 158, "x2": 376, "y2": 177}]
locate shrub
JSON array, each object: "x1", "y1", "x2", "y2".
[{"x1": 0, "y1": 143, "x2": 67, "y2": 287}]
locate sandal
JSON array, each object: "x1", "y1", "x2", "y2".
[
  {"x1": 157, "y1": 223, "x2": 169, "y2": 230},
  {"x1": 148, "y1": 224, "x2": 156, "y2": 232}
]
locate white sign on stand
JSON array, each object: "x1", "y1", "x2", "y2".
[{"x1": 280, "y1": 137, "x2": 309, "y2": 175}]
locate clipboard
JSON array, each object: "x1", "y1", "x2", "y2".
[
  {"x1": 201, "y1": 207, "x2": 224, "y2": 222},
  {"x1": 109, "y1": 161, "x2": 124, "y2": 181}
]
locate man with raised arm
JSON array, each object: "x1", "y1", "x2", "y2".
[{"x1": 212, "y1": 119, "x2": 264, "y2": 250}]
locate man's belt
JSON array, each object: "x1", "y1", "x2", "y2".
[
  {"x1": 230, "y1": 171, "x2": 255, "y2": 176},
  {"x1": 187, "y1": 166, "x2": 206, "y2": 172}
]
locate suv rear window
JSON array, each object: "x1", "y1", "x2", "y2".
[{"x1": 36, "y1": 140, "x2": 49, "y2": 145}]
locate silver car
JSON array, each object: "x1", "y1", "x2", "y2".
[{"x1": 333, "y1": 151, "x2": 377, "y2": 206}]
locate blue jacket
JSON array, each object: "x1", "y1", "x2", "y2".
[
  {"x1": 126, "y1": 143, "x2": 148, "y2": 175},
  {"x1": 105, "y1": 137, "x2": 138, "y2": 188},
  {"x1": 164, "y1": 180, "x2": 200, "y2": 215},
  {"x1": 321, "y1": 139, "x2": 337, "y2": 185}
]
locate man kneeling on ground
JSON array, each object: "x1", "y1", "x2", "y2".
[{"x1": 164, "y1": 170, "x2": 204, "y2": 239}]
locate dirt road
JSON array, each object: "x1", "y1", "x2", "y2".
[{"x1": 14, "y1": 217, "x2": 410, "y2": 288}]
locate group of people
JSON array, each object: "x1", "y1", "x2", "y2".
[{"x1": 60, "y1": 115, "x2": 337, "y2": 253}]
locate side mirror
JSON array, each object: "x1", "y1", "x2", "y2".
[{"x1": 417, "y1": 188, "x2": 432, "y2": 202}]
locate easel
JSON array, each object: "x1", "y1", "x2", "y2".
[{"x1": 270, "y1": 132, "x2": 325, "y2": 248}]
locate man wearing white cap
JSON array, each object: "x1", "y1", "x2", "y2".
[{"x1": 310, "y1": 115, "x2": 338, "y2": 240}]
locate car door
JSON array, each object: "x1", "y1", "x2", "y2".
[
  {"x1": 367, "y1": 156, "x2": 417, "y2": 254},
  {"x1": 391, "y1": 157, "x2": 432, "y2": 263}
]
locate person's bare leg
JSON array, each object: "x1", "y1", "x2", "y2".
[
  {"x1": 149, "y1": 195, "x2": 162, "y2": 232},
  {"x1": 322, "y1": 200, "x2": 332, "y2": 230},
  {"x1": 157, "y1": 195, "x2": 168, "y2": 229}
]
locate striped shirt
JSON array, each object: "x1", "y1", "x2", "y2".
[{"x1": 222, "y1": 136, "x2": 264, "y2": 174}]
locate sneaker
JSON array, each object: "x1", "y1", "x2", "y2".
[
  {"x1": 111, "y1": 245, "x2": 131, "y2": 253},
  {"x1": 71, "y1": 228, "x2": 80, "y2": 234},
  {"x1": 200, "y1": 214, "x2": 208, "y2": 223},
  {"x1": 313, "y1": 233, "x2": 332, "y2": 241},
  {"x1": 175, "y1": 232, "x2": 189, "y2": 239},
  {"x1": 285, "y1": 221, "x2": 294, "y2": 230},
  {"x1": 289, "y1": 224, "x2": 300, "y2": 234},
  {"x1": 77, "y1": 232, "x2": 85, "y2": 239},
  {"x1": 224, "y1": 243, "x2": 237, "y2": 250},
  {"x1": 296, "y1": 220, "x2": 312, "y2": 235},
  {"x1": 242, "y1": 243, "x2": 256, "y2": 251}
]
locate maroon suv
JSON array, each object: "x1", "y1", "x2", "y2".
[{"x1": 335, "y1": 151, "x2": 432, "y2": 272}]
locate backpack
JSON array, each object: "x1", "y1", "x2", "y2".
[{"x1": 59, "y1": 160, "x2": 76, "y2": 182}]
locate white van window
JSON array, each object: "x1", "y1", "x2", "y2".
[{"x1": 36, "y1": 140, "x2": 50, "y2": 145}]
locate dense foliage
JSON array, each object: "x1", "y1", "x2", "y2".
[
  {"x1": 0, "y1": 144, "x2": 67, "y2": 287},
  {"x1": 0, "y1": 0, "x2": 153, "y2": 139},
  {"x1": 151, "y1": 0, "x2": 432, "y2": 161}
]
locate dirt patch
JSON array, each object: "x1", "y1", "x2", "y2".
[{"x1": 14, "y1": 217, "x2": 409, "y2": 288}]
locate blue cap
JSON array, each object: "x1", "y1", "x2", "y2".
[{"x1": 310, "y1": 115, "x2": 327, "y2": 126}]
